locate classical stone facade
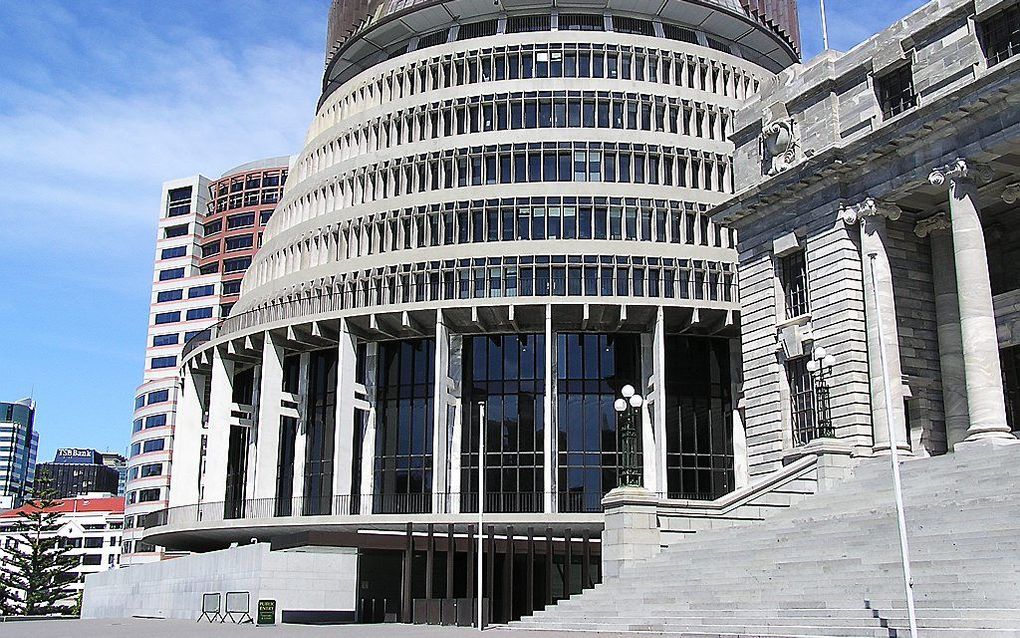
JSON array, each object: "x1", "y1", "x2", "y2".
[{"x1": 713, "y1": 0, "x2": 1020, "y2": 477}]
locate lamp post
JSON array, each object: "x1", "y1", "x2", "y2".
[
  {"x1": 806, "y1": 346, "x2": 836, "y2": 439},
  {"x1": 614, "y1": 384, "x2": 644, "y2": 488}
]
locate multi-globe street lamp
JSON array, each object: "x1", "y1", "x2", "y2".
[{"x1": 614, "y1": 384, "x2": 644, "y2": 488}]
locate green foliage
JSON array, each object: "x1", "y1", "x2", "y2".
[{"x1": 0, "y1": 472, "x2": 79, "y2": 616}]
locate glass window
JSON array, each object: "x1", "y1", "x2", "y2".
[
  {"x1": 145, "y1": 414, "x2": 166, "y2": 429},
  {"x1": 165, "y1": 224, "x2": 189, "y2": 238},
  {"x1": 204, "y1": 219, "x2": 222, "y2": 235},
  {"x1": 188, "y1": 284, "x2": 215, "y2": 298},
  {"x1": 223, "y1": 257, "x2": 252, "y2": 273},
  {"x1": 186, "y1": 307, "x2": 213, "y2": 321},
  {"x1": 875, "y1": 65, "x2": 917, "y2": 119},
  {"x1": 151, "y1": 356, "x2": 177, "y2": 369},
  {"x1": 137, "y1": 488, "x2": 161, "y2": 503},
  {"x1": 160, "y1": 246, "x2": 186, "y2": 259},
  {"x1": 154, "y1": 312, "x2": 180, "y2": 325},
  {"x1": 979, "y1": 5, "x2": 1020, "y2": 66},
  {"x1": 158, "y1": 268, "x2": 185, "y2": 281},
  {"x1": 780, "y1": 250, "x2": 810, "y2": 319},
  {"x1": 152, "y1": 333, "x2": 179, "y2": 347},
  {"x1": 225, "y1": 234, "x2": 254, "y2": 251},
  {"x1": 147, "y1": 389, "x2": 169, "y2": 404},
  {"x1": 134, "y1": 395, "x2": 145, "y2": 410},
  {"x1": 142, "y1": 439, "x2": 165, "y2": 453},
  {"x1": 374, "y1": 339, "x2": 435, "y2": 514},
  {"x1": 221, "y1": 280, "x2": 242, "y2": 295},
  {"x1": 141, "y1": 463, "x2": 163, "y2": 477},
  {"x1": 303, "y1": 350, "x2": 338, "y2": 516},
  {"x1": 156, "y1": 289, "x2": 182, "y2": 303},
  {"x1": 227, "y1": 212, "x2": 256, "y2": 229},
  {"x1": 788, "y1": 357, "x2": 819, "y2": 445}
]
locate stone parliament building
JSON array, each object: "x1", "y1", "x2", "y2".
[{"x1": 85, "y1": 0, "x2": 1020, "y2": 635}]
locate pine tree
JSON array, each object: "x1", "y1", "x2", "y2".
[{"x1": 0, "y1": 472, "x2": 79, "y2": 615}]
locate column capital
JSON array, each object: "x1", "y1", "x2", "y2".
[
  {"x1": 840, "y1": 197, "x2": 902, "y2": 226},
  {"x1": 914, "y1": 211, "x2": 952, "y2": 238},
  {"x1": 928, "y1": 158, "x2": 994, "y2": 188},
  {"x1": 1002, "y1": 182, "x2": 1020, "y2": 205}
]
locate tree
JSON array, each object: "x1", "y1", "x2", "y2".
[{"x1": 0, "y1": 472, "x2": 79, "y2": 615}]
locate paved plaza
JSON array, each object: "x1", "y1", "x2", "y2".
[{"x1": 0, "y1": 619, "x2": 622, "y2": 638}]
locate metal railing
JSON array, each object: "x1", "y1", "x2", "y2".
[
  {"x1": 180, "y1": 264, "x2": 738, "y2": 360},
  {"x1": 141, "y1": 488, "x2": 718, "y2": 530}
]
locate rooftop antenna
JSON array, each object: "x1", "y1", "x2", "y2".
[{"x1": 820, "y1": 0, "x2": 830, "y2": 51}]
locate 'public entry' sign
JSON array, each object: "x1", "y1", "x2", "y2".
[{"x1": 257, "y1": 599, "x2": 276, "y2": 626}]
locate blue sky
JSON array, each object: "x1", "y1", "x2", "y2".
[{"x1": 0, "y1": 0, "x2": 925, "y2": 462}]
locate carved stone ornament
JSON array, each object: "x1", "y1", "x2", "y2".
[
  {"x1": 913, "y1": 211, "x2": 951, "y2": 238},
  {"x1": 928, "y1": 158, "x2": 994, "y2": 188},
  {"x1": 760, "y1": 103, "x2": 799, "y2": 177},
  {"x1": 1002, "y1": 182, "x2": 1020, "y2": 205},
  {"x1": 839, "y1": 197, "x2": 903, "y2": 226}
]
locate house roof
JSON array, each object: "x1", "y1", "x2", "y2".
[{"x1": 0, "y1": 496, "x2": 124, "y2": 518}]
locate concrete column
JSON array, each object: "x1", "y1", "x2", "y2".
[
  {"x1": 916, "y1": 213, "x2": 970, "y2": 450},
  {"x1": 929, "y1": 160, "x2": 1013, "y2": 443},
  {"x1": 543, "y1": 305, "x2": 556, "y2": 513},
  {"x1": 447, "y1": 333, "x2": 464, "y2": 511},
  {"x1": 431, "y1": 316, "x2": 450, "y2": 513},
  {"x1": 643, "y1": 306, "x2": 666, "y2": 494},
  {"x1": 168, "y1": 366, "x2": 206, "y2": 508},
  {"x1": 334, "y1": 320, "x2": 358, "y2": 506},
  {"x1": 291, "y1": 352, "x2": 311, "y2": 508},
  {"x1": 359, "y1": 343, "x2": 379, "y2": 514},
  {"x1": 253, "y1": 333, "x2": 284, "y2": 500},
  {"x1": 202, "y1": 348, "x2": 234, "y2": 505},
  {"x1": 841, "y1": 198, "x2": 910, "y2": 454},
  {"x1": 600, "y1": 486, "x2": 660, "y2": 579},
  {"x1": 730, "y1": 338, "x2": 749, "y2": 490}
]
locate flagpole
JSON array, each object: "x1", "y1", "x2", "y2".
[
  {"x1": 868, "y1": 253, "x2": 918, "y2": 638},
  {"x1": 820, "y1": 0, "x2": 830, "y2": 50}
]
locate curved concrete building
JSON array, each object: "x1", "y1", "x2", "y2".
[{"x1": 148, "y1": 0, "x2": 798, "y2": 623}]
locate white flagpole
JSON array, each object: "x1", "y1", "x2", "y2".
[
  {"x1": 820, "y1": 0, "x2": 830, "y2": 50},
  {"x1": 868, "y1": 253, "x2": 918, "y2": 638},
  {"x1": 477, "y1": 400, "x2": 485, "y2": 631}
]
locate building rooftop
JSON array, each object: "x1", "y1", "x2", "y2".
[{"x1": 0, "y1": 495, "x2": 124, "y2": 517}]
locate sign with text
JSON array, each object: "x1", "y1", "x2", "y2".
[
  {"x1": 257, "y1": 599, "x2": 276, "y2": 626},
  {"x1": 54, "y1": 448, "x2": 101, "y2": 465}
]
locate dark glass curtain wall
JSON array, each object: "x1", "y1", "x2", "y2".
[
  {"x1": 303, "y1": 349, "x2": 338, "y2": 515},
  {"x1": 461, "y1": 334, "x2": 545, "y2": 513},
  {"x1": 556, "y1": 333, "x2": 640, "y2": 512},
  {"x1": 375, "y1": 339, "x2": 435, "y2": 513},
  {"x1": 664, "y1": 336, "x2": 733, "y2": 499}
]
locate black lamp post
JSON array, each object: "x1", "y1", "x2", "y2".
[{"x1": 614, "y1": 384, "x2": 644, "y2": 488}]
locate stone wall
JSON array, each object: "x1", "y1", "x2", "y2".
[{"x1": 82, "y1": 543, "x2": 358, "y2": 623}]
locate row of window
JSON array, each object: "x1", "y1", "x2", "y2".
[
  {"x1": 153, "y1": 329, "x2": 207, "y2": 347},
  {"x1": 132, "y1": 413, "x2": 167, "y2": 433},
  {"x1": 210, "y1": 189, "x2": 283, "y2": 214},
  {"x1": 129, "y1": 438, "x2": 166, "y2": 458},
  {"x1": 126, "y1": 462, "x2": 164, "y2": 481},
  {"x1": 126, "y1": 487, "x2": 162, "y2": 505},
  {"x1": 151, "y1": 356, "x2": 177, "y2": 370},
  {"x1": 166, "y1": 186, "x2": 193, "y2": 218},
  {"x1": 57, "y1": 535, "x2": 120, "y2": 549},
  {"x1": 203, "y1": 210, "x2": 271, "y2": 235},
  {"x1": 133, "y1": 389, "x2": 169, "y2": 410},
  {"x1": 254, "y1": 196, "x2": 733, "y2": 290},
  {"x1": 153, "y1": 306, "x2": 214, "y2": 325},
  {"x1": 305, "y1": 90, "x2": 732, "y2": 179},
  {"x1": 201, "y1": 233, "x2": 256, "y2": 257},
  {"x1": 231, "y1": 254, "x2": 735, "y2": 335},
  {"x1": 276, "y1": 142, "x2": 731, "y2": 238},
  {"x1": 315, "y1": 40, "x2": 759, "y2": 142},
  {"x1": 155, "y1": 284, "x2": 215, "y2": 303}
]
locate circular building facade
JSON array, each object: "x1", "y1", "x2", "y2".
[{"x1": 149, "y1": 0, "x2": 797, "y2": 623}]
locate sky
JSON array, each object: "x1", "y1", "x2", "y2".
[{"x1": 0, "y1": 0, "x2": 927, "y2": 463}]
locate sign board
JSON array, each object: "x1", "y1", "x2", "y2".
[
  {"x1": 54, "y1": 448, "x2": 101, "y2": 465},
  {"x1": 257, "y1": 599, "x2": 276, "y2": 626}
]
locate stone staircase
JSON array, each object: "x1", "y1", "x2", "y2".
[{"x1": 509, "y1": 442, "x2": 1020, "y2": 637}]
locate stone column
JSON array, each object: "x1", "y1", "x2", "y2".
[
  {"x1": 253, "y1": 332, "x2": 284, "y2": 500},
  {"x1": 431, "y1": 316, "x2": 450, "y2": 513},
  {"x1": 915, "y1": 213, "x2": 970, "y2": 450},
  {"x1": 333, "y1": 319, "x2": 358, "y2": 508},
  {"x1": 359, "y1": 343, "x2": 379, "y2": 514},
  {"x1": 841, "y1": 198, "x2": 910, "y2": 454},
  {"x1": 730, "y1": 338, "x2": 750, "y2": 490},
  {"x1": 644, "y1": 306, "x2": 666, "y2": 494},
  {"x1": 600, "y1": 486, "x2": 661, "y2": 579},
  {"x1": 202, "y1": 347, "x2": 234, "y2": 505},
  {"x1": 929, "y1": 159, "x2": 1014, "y2": 443},
  {"x1": 168, "y1": 365, "x2": 206, "y2": 508},
  {"x1": 291, "y1": 352, "x2": 311, "y2": 509},
  {"x1": 543, "y1": 305, "x2": 556, "y2": 513}
]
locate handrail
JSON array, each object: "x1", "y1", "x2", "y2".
[{"x1": 141, "y1": 489, "x2": 715, "y2": 530}]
